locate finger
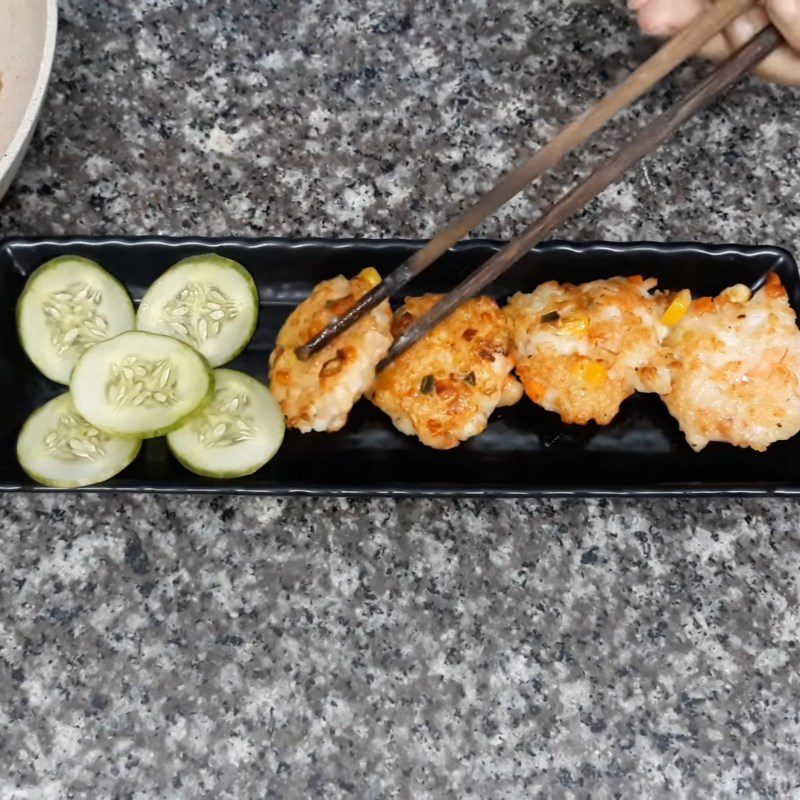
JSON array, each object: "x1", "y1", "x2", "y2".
[
  {"x1": 766, "y1": 0, "x2": 800, "y2": 50},
  {"x1": 694, "y1": 32, "x2": 734, "y2": 62},
  {"x1": 723, "y1": 5, "x2": 770, "y2": 51},
  {"x1": 722, "y1": 5, "x2": 800, "y2": 85},
  {"x1": 636, "y1": 0, "x2": 709, "y2": 36},
  {"x1": 752, "y1": 44, "x2": 800, "y2": 84},
  {"x1": 636, "y1": 0, "x2": 800, "y2": 85}
]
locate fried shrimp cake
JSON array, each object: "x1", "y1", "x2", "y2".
[
  {"x1": 269, "y1": 268, "x2": 392, "y2": 432},
  {"x1": 661, "y1": 275, "x2": 800, "y2": 452},
  {"x1": 505, "y1": 276, "x2": 670, "y2": 425},
  {"x1": 368, "y1": 294, "x2": 521, "y2": 449}
]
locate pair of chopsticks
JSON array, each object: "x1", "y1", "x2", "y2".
[{"x1": 296, "y1": 1, "x2": 781, "y2": 367}]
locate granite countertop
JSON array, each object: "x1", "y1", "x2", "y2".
[{"x1": 2, "y1": 1, "x2": 800, "y2": 797}]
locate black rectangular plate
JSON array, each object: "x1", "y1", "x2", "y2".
[{"x1": 1, "y1": 236, "x2": 798, "y2": 497}]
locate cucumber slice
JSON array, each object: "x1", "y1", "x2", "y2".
[
  {"x1": 17, "y1": 255, "x2": 135, "y2": 384},
  {"x1": 167, "y1": 368, "x2": 284, "y2": 478},
  {"x1": 17, "y1": 392, "x2": 141, "y2": 488},
  {"x1": 136, "y1": 254, "x2": 258, "y2": 367},
  {"x1": 70, "y1": 331, "x2": 214, "y2": 438}
]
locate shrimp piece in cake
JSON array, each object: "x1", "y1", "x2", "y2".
[
  {"x1": 660, "y1": 275, "x2": 800, "y2": 451},
  {"x1": 269, "y1": 268, "x2": 392, "y2": 432},
  {"x1": 368, "y1": 294, "x2": 521, "y2": 449},
  {"x1": 505, "y1": 276, "x2": 671, "y2": 425}
]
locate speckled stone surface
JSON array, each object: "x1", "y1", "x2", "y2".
[{"x1": 2, "y1": 1, "x2": 800, "y2": 797}]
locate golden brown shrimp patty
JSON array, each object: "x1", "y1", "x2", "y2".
[
  {"x1": 505, "y1": 276, "x2": 670, "y2": 425},
  {"x1": 661, "y1": 275, "x2": 800, "y2": 452},
  {"x1": 368, "y1": 295, "x2": 521, "y2": 449},
  {"x1": 269, "y1": 270, "x2": 392, "y2": 432}
]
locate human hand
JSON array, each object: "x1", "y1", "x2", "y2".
[{"x1": 630, "y1": 0, "x2": 800, "y2": 85}]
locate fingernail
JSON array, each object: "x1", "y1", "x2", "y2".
[{"x1": 729, "y1": 10, "x2": 768, "y2": 42}]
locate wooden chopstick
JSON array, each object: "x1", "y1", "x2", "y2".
[
  {"x1": 378, "y1": 24, "x2": 782, "y2": 370},
  {"x1": 295, "y1": 0, "x2": 756, "y2": 360}
]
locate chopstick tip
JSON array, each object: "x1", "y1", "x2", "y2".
[{"x1": 294, "y1": 343, "x2": 314, "y2": 361}]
